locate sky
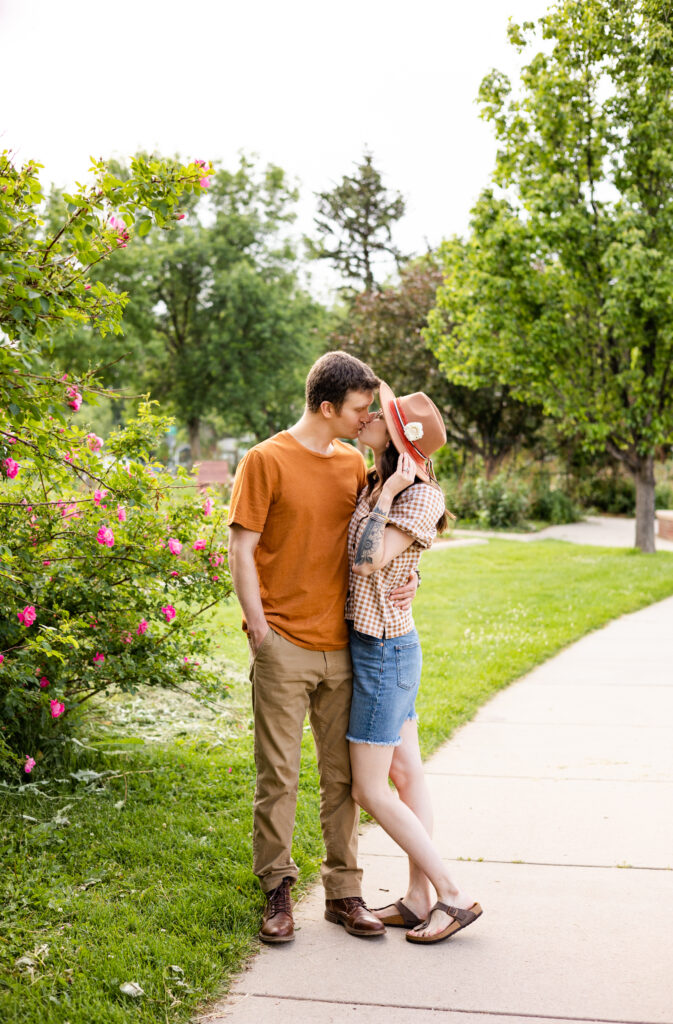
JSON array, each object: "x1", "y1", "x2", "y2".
[{"x1": 0, "y1": 0, "x2": 550, "y2": 297}]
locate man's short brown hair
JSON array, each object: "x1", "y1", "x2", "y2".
[{"x1": 305, "y1": 351, "x2": 379, "y2": 413}]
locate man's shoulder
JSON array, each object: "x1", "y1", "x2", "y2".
[
  {"x1": 238, "y1": 432, "x2": 289, "y2": 465},
  {"x1": 334, "y1": 439, "x2": 366, "y2": 465}
]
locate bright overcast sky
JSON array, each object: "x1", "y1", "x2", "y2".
[{"x1": 1, "y1": 0, "x2": 549, "y2": 295}]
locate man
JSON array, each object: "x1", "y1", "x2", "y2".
[{"x1": 227, "y1": 351, "x2": 417, "y2": 944}]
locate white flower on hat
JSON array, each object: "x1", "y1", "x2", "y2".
[{"x1": 403, "y1": 421, "x2": 424, "y2": 442}]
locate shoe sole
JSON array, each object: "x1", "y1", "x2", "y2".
[
  {"x1": 406, "y1": 903, "x2": 483, "y2": 945},
  {"x1": 258, "y1": 930, "x2": 295, "y2": 944},
  {"x1": 324, "y1": 910, "x2": 385, "y2": 937}
]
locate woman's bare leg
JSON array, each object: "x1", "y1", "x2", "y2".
[
  {"x1": 350, "y1": 732, "x2": 474, "y2": 938},
  {"x1": 388, "y1": 718, "x2": 434, "y2": 917}
]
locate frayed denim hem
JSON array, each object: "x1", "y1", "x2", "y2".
[
  {"x1": 346, "y1": 734, "x2": 402, "y2": 747},
  {"x1": 406, "y1": 712, "x2": 419, "y2": 724}
]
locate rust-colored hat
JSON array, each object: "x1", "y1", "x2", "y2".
[{"x1": 379, "y1": 380, "x2": 447, "y2": 483}]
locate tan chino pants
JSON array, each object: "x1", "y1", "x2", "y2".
[{"x1": 249, "y1": 627, "x2": 362, "y2": 898}]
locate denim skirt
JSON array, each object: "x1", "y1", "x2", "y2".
[{"x1": 346, "y1": 624, "x2": 422, "y2": 746}]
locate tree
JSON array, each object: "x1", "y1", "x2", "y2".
[
  {"x1": 426, "y1": 0, "x2": 673, "y2": 551},
  {"x1": 333, "y1": 254, "x2": 545, "y2": 477},
  {"x1": 307, "y1": 152, "x2": 407, "y2": 291},
  {"x1": 0, "y1": 152, "x2": 230, "y2": 775},
  {"x1": 48, "y1": 156, "x2": 324, "y2": 456}
]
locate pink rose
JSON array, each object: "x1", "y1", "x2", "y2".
[
  {"x1": 96, "y1": 526, "x2": 115, "y2": 547},
  {"x1": 87, "y1": 433, "x2": 103, "y2": 453},
  {"x1": 93, "y1": 489, "x2": 108, "y2": 505},
  {"x1": 50, "y1": 699, "x2": 65, "y2": 719},
  {"x1": 212, "y1": 575, "x2": 219, "y2": 581},
  {"x1": 0, "y1": 654, "x2": 4, "y2": 665},
  {"x1": 42, "y1": 560, "x2": 50, "y2": 566},
  {"x1": 66, "y1": 386, "x2": 82, "y2": 411},
  {"x1": 84, "y1": 283, "x2": 92, "y2": 290},
  {"x1": 161, "y1": 605, "x2": 176, "y2": 622},
  {"x1": 210, "y1": 553, "x2": 224, "y2": 567},
  {"x1": 167, "y1": 538, "x2": 182, "y2": 556},
  {"x1": 17, "y1": 605, "x2": 36, "y2": 627},
  {"x1": 24, "y1": 756, "x2": 36, "y2": 774},
  {"x1": 39, "y1": 676, "x2": 50, "y2": 688},
  {"x1": 203, "y1": 498, "x2": 214, "y2": 516},
  {"x1": 177, "y1": 213, "x2": 186, "y2": 220},
  {"x1": 121, "y1": 632, "x2": 132, "y2": 644},
  {"x1": 93, "y1": 652, "x2": 105, "y2": 665},
  {"x1": 199, "y1": 176, "x2": 211, "y2": 188},
  {"x1": 170, "y1": 570, "x2": 179, "y2": 577},
  {"x1": 3, "y1": 457, "x2": 19, "y2": 478},
  {"x1": 136, "y1": 619, "x2": 148, "y2": 635},
  {"x1": 117, "y1": 506, "x2": 126, "y2": 522},
  {"x1": 192, "y1": 539, "x2": 206, "y2": 550}
]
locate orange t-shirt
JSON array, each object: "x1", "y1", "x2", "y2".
[{"x1": 227, "y1": 431, "x2": 367, "y2": 651}]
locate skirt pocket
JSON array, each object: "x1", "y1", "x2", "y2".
[{"x1": 394, "y1": 638, "x2": 422, "y2": 691}]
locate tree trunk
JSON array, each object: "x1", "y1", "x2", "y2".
[
  {"x1": 187, "y1": 419, "x2": 201, "y2": 464},
  {"x1": 634, "y1": 454, "x2": 656, "y2": 553}
]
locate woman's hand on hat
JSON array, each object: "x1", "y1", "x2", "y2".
[{"x1": 383, "y1": 452, "x2": 416, "y2": 497}]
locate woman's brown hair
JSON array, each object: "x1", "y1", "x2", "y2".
[{"x1": 364, "y1": 442, "x2": 449, "y2": 534}]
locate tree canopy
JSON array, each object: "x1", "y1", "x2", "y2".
[{"x1": 426, "y1": 0, "x2": 673, "y2": 550}]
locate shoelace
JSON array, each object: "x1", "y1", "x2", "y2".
[
  {"x1": 267, "y1": 881, "x2": 292, "y2": 918},
  {"x1": 338, "y1": 896, "x2": 366, "y2": 913}
]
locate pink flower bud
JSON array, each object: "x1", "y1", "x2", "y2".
[
  {"x1": 203, "y1": 498, "x2": 214, "y2": 516},
  {"x1": 39, "y1": 676, "x2": 50, "y2": 688},
  {"x1": 24, "y1": 756, "x2": 36, "y2": 774},
  {"x1": 93, "y1": 652, "x2": 105, "y2": 665}
]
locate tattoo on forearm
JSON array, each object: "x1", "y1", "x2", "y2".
[{"x1": 355, "y1": 505, "x2": 387, "y2": 566}]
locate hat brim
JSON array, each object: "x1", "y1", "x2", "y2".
[{"x1": 379, "y1": 380, "x2": 431, "y2": 483}]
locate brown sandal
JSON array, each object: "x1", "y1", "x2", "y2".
[
  {"x1": 371, "y1": 898, "x2": 424, "y2": 929},
  {"x1": 406, "y1": 901, "x2": 483, "y2": 944}
]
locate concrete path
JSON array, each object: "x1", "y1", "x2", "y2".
[
  {"x1": 448, "y1": 514, "x2": 673, "y2": 551},
  {"x1": 206, "y1": 595, "x2": 673, "y2": 1024}
]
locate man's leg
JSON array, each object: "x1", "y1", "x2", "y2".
[
  {"x1": 250, "y1": 630, "x2": 311, "y2": 894},
  {"x1": 308, "y1": 646, "x2": 361, "y2": 898}
]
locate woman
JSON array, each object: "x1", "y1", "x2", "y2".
[{"x1": 345, "y1": 382, "x2": 482, "y2": 945}]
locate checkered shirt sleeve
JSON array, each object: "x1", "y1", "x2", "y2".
[{"x1": 345, "y1": 483, "x2": 445, "y2": 639}]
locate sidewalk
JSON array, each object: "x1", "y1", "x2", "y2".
[
  {"x1": 208, "y1": 593, "x2": 673, "y2": 1024},
  {"x1": 447, "y1": 513, "x2": 673, "y2": 551}
]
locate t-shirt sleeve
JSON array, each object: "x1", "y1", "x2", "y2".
[
  {"x1": 388, "y1": 484, "x2": 445, "y2": 549},
  {"x1": 227, "y1": 448, "x2": 275, "y2": 532}
]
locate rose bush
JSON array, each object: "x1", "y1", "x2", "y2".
[{"x1": 1, "y1": 151, "x2": 231, "y2": 776}]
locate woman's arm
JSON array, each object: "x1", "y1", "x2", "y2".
[{"x1": 353, "y1": 452, "x2": 417, "y2": 576}]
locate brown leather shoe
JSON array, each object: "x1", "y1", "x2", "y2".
[
  {"x1": 324, "y1": 896, "x2": 386, "y2": 937},
  {"x1": 259, "y1": 877, "x2": 295, "y2": 944}
]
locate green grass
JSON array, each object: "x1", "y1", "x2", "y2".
[{"x1": 2, "y1": 540, "x2": 672, "y2": 1023}]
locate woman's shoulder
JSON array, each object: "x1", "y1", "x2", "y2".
[{"x1": 393, "y1": 482, "x2": 445, "y2": 513}]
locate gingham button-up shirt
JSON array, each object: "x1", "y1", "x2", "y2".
[{"x1": 345, "y1": 482, "x2": 445, "y2": 639}]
